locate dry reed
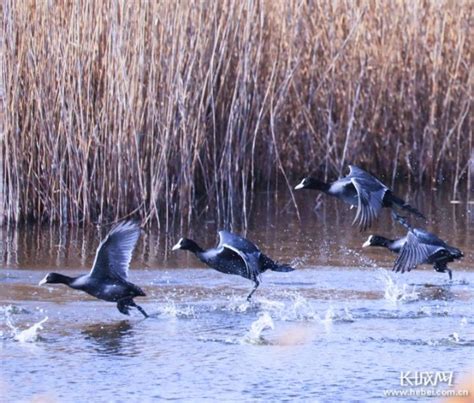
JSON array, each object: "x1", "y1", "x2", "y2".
[{"x1": 1, "y1": 0, "x2": 472, "y2": 227}]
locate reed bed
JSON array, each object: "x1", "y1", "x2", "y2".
[{"x1": 1, "y1": 0, "x2": 472, "y2": 227}]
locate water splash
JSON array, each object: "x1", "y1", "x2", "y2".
[
  {"x1": 341, "y1": 247, "x2": 379, "y2": 268},
  {"x1": 341, "y1": 307, "x2": 355, "y2": 322},
  {"x1": 282, "y1": 294, "x2": 320, "y2": 321},
  {"x1": 242, "y1": 312, "x2": 274, "y2": 345},
  {"x1": 369, "y1": 335, "x2": 474, "y2": 347},
  {"x1": 289, "y1": 256, "x2": 308, "y2": 268},
  {"x1": 5, "y1": 314, "x2": 48, "y2": 343},
  {"x1": 239, "y1": 294, "x2": 318, "y2": 322},
  {"x1": 15, "y1": 318, "x2": 48, "y2": 343},
  {"x1": 378, "y1": 270, "x2": 418, "y2": 302},
  {"x1": 223, "y1": 293, "x2": 356, "y2": 324},
  {"x1": 0, "y1": 304, "x2": 30, "y2": 316},
  {"x1": 159, "y1": 301, "x2": 195, "y2": 318},
  {"x1": 222, "y1": 295, "x2": 255, "y2": 313},
  {"x1": 448, "y1": 332, "x2": 460, "y2": 343},
  {"x1": 426, "y1": 333, "x2": 474, "y2": 347},
  {"x1": 321, "y1": 306, "x2": 335, "y2": 332}
]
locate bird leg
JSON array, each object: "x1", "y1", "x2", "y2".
[
  {"x1": 447, "y1": 269, "x2": 453, "y2": 281},
  {"x1": 391, "y1": 211, "x2": 411, "y2": 229},
  {"x1": 117, "y1": 298, "x2": 149, "y2": 318},
  {"x1": 246, "y1": 279, "x2": 260, "y2": 302},
  {"x1": 434, "y1": 263, "x2": 452, "y2": 281},
  {"x1": 129, "y1": 299, "x2": 149, "y2": 318},
  {"x1": 116, "y1": 299, "x2": 131, "y2": 315}
]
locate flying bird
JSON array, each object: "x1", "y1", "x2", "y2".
[
  {"x1": 295, "y1": 165, "x2": 425, "y2": 231},
  {"x1": 172, "y1": 230, "x2": 294, "y2": 301},
  {"x1": 363, "y1": 216, "x2": 463, "y2": 280},
  {"x1": 39, "y1": 221, "x2": 148, "y2": 317}
]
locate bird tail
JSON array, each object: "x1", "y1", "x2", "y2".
[
  {"x1": 261, "y1": 254, "x2": 295, "y2": 272},
  {"x1": 271, "y1": 264, "x2": 295, "y2": 272},
  {"x1": 386, "y1": 192, "x2": 426, "y2": 220},
  {"x1": 449, "y1": 247, "x2": 463, "y2": 260}
]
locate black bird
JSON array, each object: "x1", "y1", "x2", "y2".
[
  {"x1": 172, "y1": 231, "x2": 294, "y2": 301},
  {"x1": 362, "y1": 234, "x2": 407, "y2": 253},
  {"x1": 363, "y1": 229, "x2": 463, "y2": 281},
  {"x1": 39, "y1": 221, "x2": 148, "y2": 318},
  {"x1": 294, "y1": 165, "x2": 425, "y2": 230}
]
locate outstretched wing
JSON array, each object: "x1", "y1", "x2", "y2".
[
  {"x1": 89, "y1": 221, "x2": 141, "y2": 280},
  {"x1": 393, "y1": 230, "x2": 444, "y2": 273},
  {"x1": 350, "y1": 178, "x2": 386, "y2": 231},
  {"x1": 222, "y1": 244, "x2": 261, "y2": 282},
  {"x1": 348, "y1": 165, "x2": 386, "y2": 187},
  {"x1": 217, "y1": 231, "x2": 260, "y2": 254}
]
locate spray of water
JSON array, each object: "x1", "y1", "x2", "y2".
[
  {"x1": 242, "y1": 312, "x2": 274, "y2": 344},
  {"x1": 159, "y1": 300, "x2": 195, "y2": 318},
  {"x1": 4, "y1": 306, "x2": 48, "y2": 343},
  {"x1": 341, "y1": 247, "x2": 380, "y2": 269},
  {"x1": 377, "y1": 270, "x2": 418, "y2": 302}
]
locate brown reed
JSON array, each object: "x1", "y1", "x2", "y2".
[{"x1": 1, "y1": 0, "x2": 472, "y2": 227}]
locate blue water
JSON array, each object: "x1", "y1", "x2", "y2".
[
  {"x1": 1, "y1": 192, "x2": 472, "y2": 401},
  {"x1": 1, "y1": 267, "x2": 473, "y2": 402}
]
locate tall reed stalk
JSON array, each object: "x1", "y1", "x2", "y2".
[{"x1": 1, "y1": 1, "x2": 472, "y2": 227}]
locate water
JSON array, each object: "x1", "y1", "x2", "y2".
[{"x1": 1, "y1": 189, "x2": 473, "y2": 401}]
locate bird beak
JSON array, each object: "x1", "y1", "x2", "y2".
[
  {"x1": 294, "y1": 181, "x2": 305, "y2": 190},
  {"x1": 171, "y1": 242, "x2": 181, "y2": 251},
  {"x1": 362, "y1": 239, "x2": 371, "y2": 248},
  {"x1": 38, "y1": 276, "x2": 48, "y2": 286}
]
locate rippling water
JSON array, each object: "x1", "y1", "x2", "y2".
[{"x1": 1, "y1": 189, "x2": 473, "y2": 401}]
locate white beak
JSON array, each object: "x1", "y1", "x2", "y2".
[
  {"x1": 294, "y1": 181, "x2": 305, "y2": 190},
  {"x1": 171, "y1": 242, "x2": 181, "y2": 251},
  {"x1": 362, "y1": 239, "x2": 372, "y2": 248},
  {"x1": 38, "y1": 276, "x2": 48, "y2": 286}
]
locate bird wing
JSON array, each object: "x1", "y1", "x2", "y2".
[
  {"x1": 393, "y1": 230, "x2": 444, "y2": 273},
  {"x1": 348, "y1": 165, "x2": 387, "y2": 188},
  {"x1": 222, "y1": 244, "x2": 261, "y2": 281},
  {"x1": 348, "y1": 165, "x2": 369, "y2": 177},
  {"x1": 89, "y1": 221, "x2": 141, "y2": 280},
  {"x1": 411, "y1": 228, "x2": 449, "y2": 248},
  {"x1": 350, "y1": 177, "x2": 386, "y2": 231},
  {"x1": 217, "y1": 231, "x2": 260, "y2": 254}
]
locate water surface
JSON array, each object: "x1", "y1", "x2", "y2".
[{"x1": 1, "y1": 189, "x2": 473, "y2": 401}]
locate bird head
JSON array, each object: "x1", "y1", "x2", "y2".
[
  {"x1": 172, "y1": 237, "x2": 202, "y2": 253},
  {"x1": 294, "y1": 177, "x2": 328, "y2": 191},
  {"x1": 38, "y1": 273, "x2": 69, "y2": 286},
  {"x1": 362, "y1": 235, "x2": 389, "y2": 248}
]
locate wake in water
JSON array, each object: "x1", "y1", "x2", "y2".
[
  {"x1": 216, "y1": 292, "x2": 359, "y2": 326},
  {"x1": 367, "y1": 333, "x2": 474, "y2": 347},
  {"x1": 222, "y1": 293, "x2": 321, "y2": 321}
]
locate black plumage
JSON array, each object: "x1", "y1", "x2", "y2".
[
  {"x1": 362, "y1": 234, "x2": 407, "y2": 253},
  {"x1": 392, "y1": 228, "x2": 463, "y2": 280},
  {"x1": 295, "y1": 165, "x2": 425, "y2": 231},
  {"x1": 172, "y1": 230, "x2": 294, "y2": 301},
  {"x1": 39, "y1": 221, "x2": 148, "y2": 317},
  {"x1": 363, "y1": 215, "x2": 463, "y2": 280}
]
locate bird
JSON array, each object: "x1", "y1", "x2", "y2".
[
  {"x1": 39, "y1": 221, "x2": 148, "y2": 318},
  {"x1": 363, "y1": 217, "x2": 463, "y2": 280},
  {"x1": 172, "y1": 230, "x2": 294, "y2": 301},
  {"x1": 294, "y1": 165, "x2": 425, "y2": 231},
  {"x1": 362, "y1": 234, "x2": 407, "y2": 254}
]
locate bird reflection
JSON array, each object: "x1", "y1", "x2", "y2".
[{"x1": 82, "y1": 321, "x2": 136, "y2": 356}]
